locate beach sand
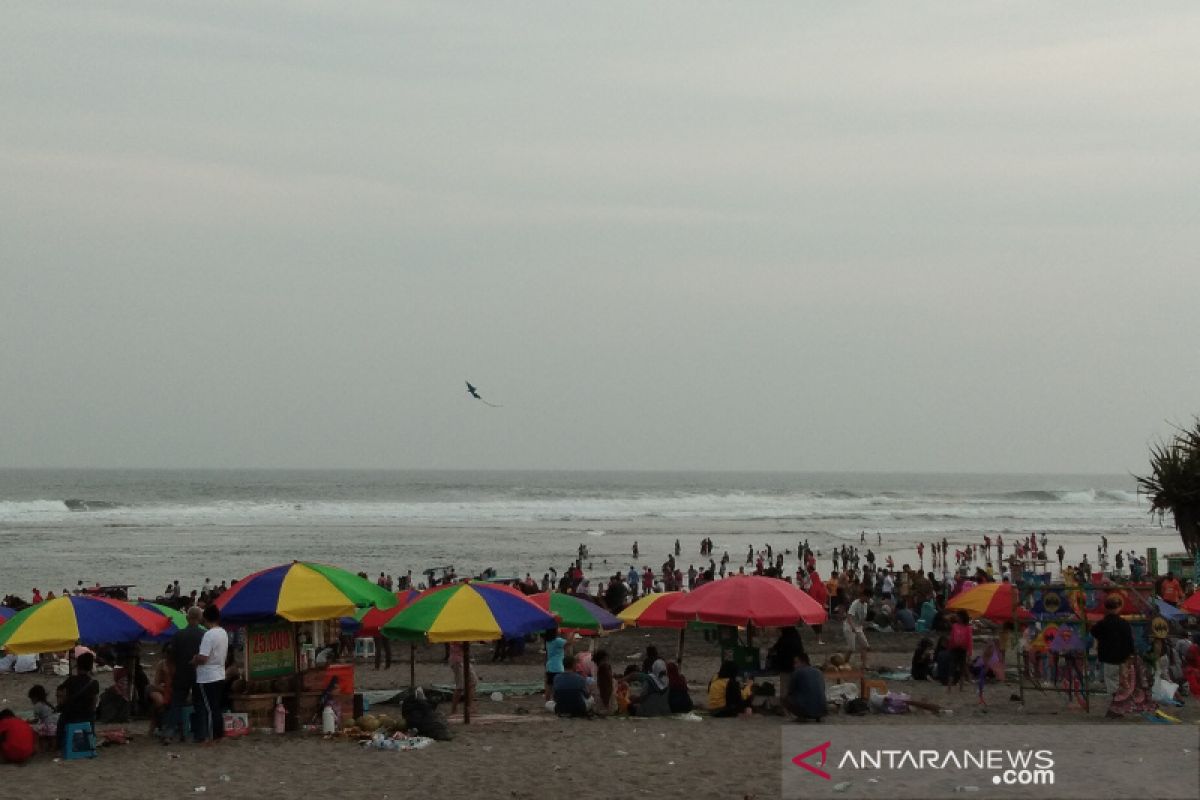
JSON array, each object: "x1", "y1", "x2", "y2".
[{"x1": 2, "y1": 628, "x2": 1197, "y2": 800}]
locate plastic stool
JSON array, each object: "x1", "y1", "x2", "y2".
[
  {"x1": 354, "y1": 638, "x2": 375, "y2": 661},
  {"x1": 62, "y1": 722, "x2": 97, "y2": 760}
]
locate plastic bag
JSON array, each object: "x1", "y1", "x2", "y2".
[{"x1": 1152, "y1": 677, "x2": 1178, "y2": 704}]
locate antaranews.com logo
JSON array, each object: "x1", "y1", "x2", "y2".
[
  {"x1": 792, "y1": 740, "x2": 1055, "y2": 786},
  {"x1": 781, "y1": 725, "x2": 1198, "y2": 800}
]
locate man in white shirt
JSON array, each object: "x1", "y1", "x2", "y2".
[
  {"x1": 193, "y1": 605, "x2": 228, "y2": 744},
  {"x1": 843, "y1": 587, "x2": 872, "y2": 671}
]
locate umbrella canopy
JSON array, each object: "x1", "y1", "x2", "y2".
[
  {"x1": 617, "y1": 591, "x2": 687, "y2": 629},
  {"x1": 0, "y1": 606, "x2": 15, "y2": 622},
  {"x1": 344, "y1": 589, "x2": 423, "y2": 637},
  {"x1": 381, "y1": 581, "x2": 556, "y2": 643},
  {"x1": 1179, "y1": 591, "x2": 1200, "y2": 616},
  {"x1": 667, "y1": 576, "x2": 827, "y2": 627},
  {"x1": 530, "y1": 592, "x2": 622, "y2": 634},
  {"x1": 135, "y1": 601, "x2": 189, "y2": 641},
  {"x1": 0, "y1": 596, "x2": 170, "y2": 654},
  {"x1": 947, "y1": 582, "x2": 1033, "y2": 622},
  {"x1": 215, "y1": 561, "x2": 398, "y2": 623}
]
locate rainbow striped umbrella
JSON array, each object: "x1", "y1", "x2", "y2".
[
  {"x1": 0, "y1": 607, "x2": 15, "y2": 623},
  {"x1": 617, "y1": 592, "x2": 687, "y2": 629},
  {"x1": 381, "y1": 581, "x2": 555, "y2": 643},
  {"x1": 530, "y1": 592, "x2": 622, "y2": 634},
  {"x1": 216, "y1": 562, "x2": 398, "y2": 623},
  {"x1": 136, "y1": 601, "x2": 189, "y2": 642},
  {"x1": 0, "y1": 596, "x2": 170, "y2": 654},
  {"x1": 947, "y1": 582, "x2": 1033, "y2": 622},
  {"x1": 344, "y1": 589, "x2": 423, "y2": 637}
]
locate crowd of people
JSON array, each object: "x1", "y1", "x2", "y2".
[{"x1": 3, "y1": 531, "x2": 1199, "y2": 765}]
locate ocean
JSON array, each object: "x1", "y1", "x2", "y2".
[{"x1": 0, "y1": 469, "x2": 1175, "y2": 599}]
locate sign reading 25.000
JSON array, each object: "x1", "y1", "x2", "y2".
[{"x1": 247, "y1": 622, "x2": 295, "y2": 679}]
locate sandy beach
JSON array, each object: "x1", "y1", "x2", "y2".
[{"x1": 4, "y1": 626, "x2": 1197, "y2": 800}]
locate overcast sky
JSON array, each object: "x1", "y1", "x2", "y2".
[{"x1": 2, "y1": 2, "x2": 1198, "y2": 474}]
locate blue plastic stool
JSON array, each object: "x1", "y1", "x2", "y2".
[{"x1": 62, "y1": 722, "x2": 97, "y2": 760}]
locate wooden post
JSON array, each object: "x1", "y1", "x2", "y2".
[{"x1": 462, "y1": 641, "x2": 472, "y2": 724}]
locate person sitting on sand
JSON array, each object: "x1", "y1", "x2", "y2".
[
  {"x1": 911, "y1": 638, "x2": 936, "y2": 681},
  {"x1": 933, "y1": 636, "x2": 955, "y2": 684},
  {"x1": 593, "y1": 650, "x2": 614, "y2": 713},
  {"x1": 708, "y1": 661, "x2": 752, "y2": 718},
  {"x1": 26, "y1": 686, "x2": 56, "y2": 738},
  {"x1": 782, "y1": 653, "x2": 826, "y2": 722},
  {"x1": 666, "y1": 662, "x2": 693, "y2": 713},
  {"x1": 552, "y1": 654, "x2": 593, "y2": 717},
  {"x1": 0, "y1": 710, "x2": 37, "y2": 765}
]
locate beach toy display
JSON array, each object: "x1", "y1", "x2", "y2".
[{"x1": 0, "y1": 595, "x2": 170, "y2": 654}]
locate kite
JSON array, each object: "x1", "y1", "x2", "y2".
[{"x1": 465, "y1": 381, "x2": 502, "y2": 407}]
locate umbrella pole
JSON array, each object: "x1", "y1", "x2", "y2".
[
  {"x1": 462, "y1": 641, "x2": 471, "y2": 724},
  {"x1": 409, "y1": 642, "x2": 416, "y2": 690},
  {"x1": 675, "y1": 627, "x2": 686, "y2": 667}
]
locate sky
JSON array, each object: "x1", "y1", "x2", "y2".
[{"x1": 2, "y1": 2, "x2": 1198, "y2": 474}]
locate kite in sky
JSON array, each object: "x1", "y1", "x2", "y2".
[{"x1": 465, "y1": 381, "x2": 502, "y2": 407}]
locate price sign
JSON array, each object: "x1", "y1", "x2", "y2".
[{"x1": 247, "y1": 622, "x2": 296, "y2": 679}]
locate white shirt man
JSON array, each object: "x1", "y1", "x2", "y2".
[{"x1": 193, "y1": 606, "x2": 229, "y2": 743}]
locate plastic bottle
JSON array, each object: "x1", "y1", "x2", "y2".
[
  {"x1": 274, "y1": 697, "x2": 287, "y2": 734},
  {"x1": 321, "y1": 704, "x2": 337, "y2": 735}
]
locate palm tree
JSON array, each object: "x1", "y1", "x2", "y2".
[{"x1": 1136, "y1": 419, "x2": 1200, "y2": 556}]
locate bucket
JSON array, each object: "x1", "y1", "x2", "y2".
[{"x1": 324, "y1": 663, "x2": 354, "y2": 696}]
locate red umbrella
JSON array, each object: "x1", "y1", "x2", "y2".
[
  {"x1": 667, "y1": 575, "x2": 827, "y2": 627},
  {"x1": 1181, "y1": 591, "x2": 1200, "y2": 615},
  {"x1": 354, "y1": 589, "x2": 422, "y2": 637}
]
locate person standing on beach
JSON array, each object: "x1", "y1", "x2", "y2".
[
  {"x1": 160, "y1": 606, "x2": 204, "y2": 743},
  {"x1": 193, "y1": 605, "x2": 228, "y2": 744},
  {"x1": 844, "y1": 588, "x2": 871, "y2": 671},
  {"x1": 543, "y1": 629, "x2": 567, "y2": 701},
  {"x1": 1056, "y1": 545, "x2": 1066, "y2": 573}
]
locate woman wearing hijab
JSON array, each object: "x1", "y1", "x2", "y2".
[{"x1": 666, "y1": 662, "x2": 693, "y2": 713}]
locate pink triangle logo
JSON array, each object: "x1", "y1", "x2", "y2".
[{"x1": 792, "y1": 741, "x2": 832, "y2": 780}]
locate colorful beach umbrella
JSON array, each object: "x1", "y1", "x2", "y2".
[
  {"x1": 530, "y1": 592, "x2": 622, "y2": 634},
  {"x1": 344, "y1": 589, "x2": 423, "y2": 637},
  {"x1": 667, "y1": 576, "x2": 827, "y2": 627},
  {"x1": 617, "y1": 591, "x2": 687, "y2": 629},
  {"x1": 135, "y1": 601, "x2": 189, "y2": 642},
  {"x1": 381, "y1": 581, "x2": 555, "y2": 643},
  {"x1": 947, "y1": 582, "x2": 1033, "y2": 622},
  {"x1": 1181, "y1": 591, "x2": 1200, "y2": 616},
  {"x1": 0, "y1": 606, "x2": 15, "y2": 622},
  {"x1": 0, "y1": 596, "x2": 170, "y2": 654},
  {"x1": 215, "y1": 562, "x2": 398, "y2": 623}
]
